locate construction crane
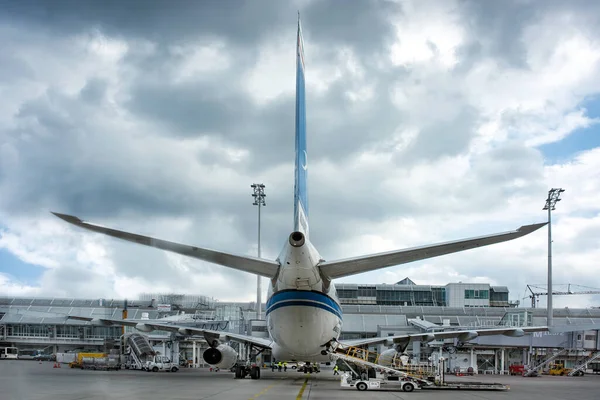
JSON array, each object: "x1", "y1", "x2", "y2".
[{"x1": 525, "y1": 284, "x2": 600, "y2": 308}]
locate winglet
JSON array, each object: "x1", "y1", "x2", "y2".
[
  {"x1": 51, "y1": 211, "x2": 83, "y2": 225},
  {"x1": 517, "y1": 222, "x2": 548, "y2": 234}
]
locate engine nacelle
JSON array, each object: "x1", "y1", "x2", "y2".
[
  {"x1": 457, "y1": 331, "x2": 478, "y2": 342},
  {"x1": 135, "y1": 323, "x2": 153, "y2": 333},
  {"x1": 377, "y1": 348, "x2": 409, "y2": 368},
  {"x1": 91, "y1": 318, "x2": 112, "y2": 326},
  {"x1": 178, "y1": 328, "x2": 192, "y2": 335},
  {"x1": 202, "y1": 344, "x2": 238, "y2": 369},
  {"x1": 503, "y1": 328, "x2": 525, "y2": 337}
]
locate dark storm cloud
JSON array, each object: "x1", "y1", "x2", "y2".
[
  {"x1": 569, "y1": 224, "x2": 600, "y2": 252},
  {"x1": 454, "y1": 142, "x2": 546, "y2": 212},
  {"x1": 125, "y1": 78, "x2": 295, "y2": 169},
  {"x1": 395, "y1": 108, "x2": 478, "y2": 164},
  {"x1": 2, "y1": 0, "x2": 294, "y2": 45},
  {"x1": 79, "y1": 78, "x2": 109, "y2": 104},
  {"x1": 0, "y1": 52, "x2": 35, "y2": 84},
  {"x1": 3, "y1": 0, "x2": 398, "y2": 54},
  {"x1": 457, "y1": 0, "x2": 600, "y2": 70},
  {"x1": 303, "y1": 0, "x2": 399, "y2": 55},
  {"x1": 309, "y1": 72, "x2": 408, "y2": 161},
  {"x1": 0, "y1": 89, "x2": 226, "y2": 218},
  {"x1": 458, "y1": 0, "x2": 537, "y2": 68}
]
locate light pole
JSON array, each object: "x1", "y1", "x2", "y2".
[
  {"x1": 543, "y1": 188, "x2": 565, "y2": 327},
  {"x1": 251, "y1": 183, "x2": 266, "y2": 320}
]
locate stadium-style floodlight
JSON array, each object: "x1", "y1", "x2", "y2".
[
  {"x1": 543, "y1": 188, "x2": 565, "y2": 327},
  {"x1": 251, "y1": 184, "x2": 266, "y2": 320}
]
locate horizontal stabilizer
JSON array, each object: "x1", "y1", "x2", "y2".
[
  {"x1": 51, "y1": 212, "x2": 280, "y2": 279},
  {"x1": 319, "y1": 223, "x2": 547, "y2": 279}
]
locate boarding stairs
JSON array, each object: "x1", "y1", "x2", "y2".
[
  {"x1": 127, "y1": 333, "x2": 155, "y2": 369},
  {"x1": 568, "y1": 351, "x2": 600, "y2": 376},
  {"x1": 524, "y1": 348, "x2": 567, "y2": 376},
  {"x1": 332, "y1": 345, "x2": 434, "y2": 386}
]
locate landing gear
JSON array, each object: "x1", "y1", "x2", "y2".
[
  {"x1": 234, "y1": 364, "x2": 261, "y2": 379},
  {"x1": 233, "y1": 344, "x2": 265, "y2": 380},
  {"x1": 301, "y1": 362, "x2": 320, "y2": 373},
  {"x1": 250, "y1": 366, "x2": 261, "y2": 379},
  {"x1": 235, "y1": 365, "x2": 246, "y2": 379}
]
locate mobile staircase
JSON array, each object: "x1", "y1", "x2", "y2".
[
  {"x1": 524, "y1": 348, "x2": 567, "y2": 377},
  {"x1": 568, "y1": 351, "x2": 600, "y2": 376},
  {"x1": 126, "y1": 333, "x2": 155, "y2": 370}
]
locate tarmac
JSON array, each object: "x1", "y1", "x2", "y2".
[{"x1": 1, "y1": 360, "x2": 599, "y2": 400}]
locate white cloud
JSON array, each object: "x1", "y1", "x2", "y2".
[
  {"x1": 169, "y1": 39, "x2": 232, "y2": 83},
  {"x1": 390, "y1": 0, "x2": 465, "y2": 68}
]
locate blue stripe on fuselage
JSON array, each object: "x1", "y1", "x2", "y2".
[{"x1": 266, "y1": 290, "x2": 342, "y2": 320}]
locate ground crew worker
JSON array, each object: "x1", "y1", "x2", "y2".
[
  {"x1": 333, "y1": 365, "x2": 339, "y2": 375},
  {"x1": 278, "y1": 361, "x2": 282, "y2": 372},
  {"x1": 283, "y1": 362, "x2": 288, "y2": 372},
  {"x1": 360, "y1": 368, "x2": 368, "y2": 381},
  {"x1": 271, "y1": 362, "x2": 276, "y2": 372}
]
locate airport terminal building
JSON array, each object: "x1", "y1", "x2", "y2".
[{"x1": 2, "y1": 279, "x2": 599, "y2": 373}]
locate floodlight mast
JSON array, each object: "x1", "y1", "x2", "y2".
[
  {"x1": 251, "y1": 183, "x2": 266, "y2": 320},
  {"x1": 543, "y1": 188, "x2": 565, "y2": 327}
]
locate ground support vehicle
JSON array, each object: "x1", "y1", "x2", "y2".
[
  {"x1": 146, "y1": 355, "x2": 179, "y2": 372},
  {"x1": 81, "y1": 356, "x2": 120, "y2": 371},
  {"x1": 68, "y1": 353, "x2": 107, "y2": 369},
  {"x1": 340, "y1": 372, "x2": 420, "y2": 392},
  {"x1": 548, "y1": 362, "x2": 583, "y2": 376},
  {"x1": 334, "y1": 347, "x2": 508, "y2": 392}
]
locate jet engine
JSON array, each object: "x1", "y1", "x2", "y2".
[
  {"x1": 377, "y1": 348, "x2": 409, "y2": 368},
  {"x1": 202, "y1": 344, "x2": 238, "y2": 369},
  {"x1": 135, "y1": 323, "x2": 153, "y2": 332}
]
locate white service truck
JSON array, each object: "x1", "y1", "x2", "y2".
[
  {"x1": 340, "y1": 372, "x2": 421, "y2": 392},
  {"x1": 145, "y1": 355, "x2": 179, "y2": 372}
]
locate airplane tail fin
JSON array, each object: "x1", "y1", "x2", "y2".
[{"x1": 294, "y1": 13, "x2": 309, "y2": 238}]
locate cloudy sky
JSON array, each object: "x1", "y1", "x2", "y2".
[{"x1": 1, "y1": 0, "x2": 599, "y2": 308}]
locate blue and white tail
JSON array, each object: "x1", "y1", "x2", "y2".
[{"x1": 294, "y1": 15, "x2": 309, "y2": 239}]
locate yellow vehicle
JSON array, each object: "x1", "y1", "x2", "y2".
[
  {"x1": 548, "y1": 362, "x2": 583, "y2": 376},
  {"x1": 69, "y1": 352, "x2": 106, "y2": 368},
  {"x1": 549, "y1": 364, "x2": 570, "y2": 375}
]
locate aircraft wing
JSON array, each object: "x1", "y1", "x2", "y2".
[
  {"x1": 319, "y1": 223, "x2": 547, "y2": 279},
  {"x1": 339, "y1": 326, "x2": 549, "y2": 348},
  {"x1": 68, "y1": 316, "x2": 273, "y2": 349},
  {"x1": 51, "y1": 212, "x2": 280, "y2": 279}
]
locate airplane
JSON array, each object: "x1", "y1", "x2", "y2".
[{"x1": 52, "y1": 16, "x2": 550, "y2": 379}]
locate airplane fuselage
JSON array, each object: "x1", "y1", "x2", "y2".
[{"x1": 266, "y1": 231, "x2": 342, "y2": 362}]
